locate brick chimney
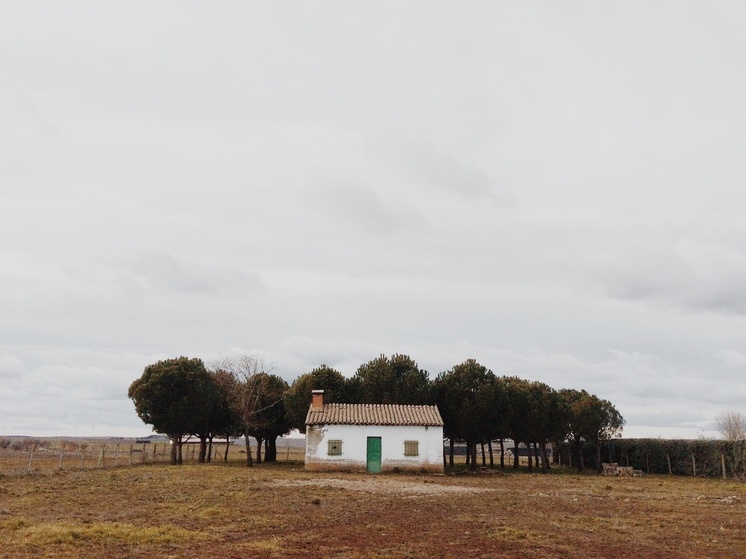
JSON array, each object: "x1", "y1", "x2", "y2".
[{"x1": 311, "y1": 389, "x2": 325, "y2": 410}]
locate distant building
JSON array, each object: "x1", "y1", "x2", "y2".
[{"x1": 304, "y1": 390, "x2": 444, "y2": 473}]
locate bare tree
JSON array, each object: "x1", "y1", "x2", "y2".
[
  {"x1": 716, "y1": 410, "x2": 746, "y2": 441},
  {"x1": 211, "y1": 354, "x2": 285, "y2": 467}
]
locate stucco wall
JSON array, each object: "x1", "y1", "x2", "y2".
[{"x1": 305, "y1": 424, "x2": 444, "y2": 473}]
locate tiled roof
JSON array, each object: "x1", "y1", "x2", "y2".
[{"x1": 305, "y1": 403, "x2": 444, "y2": 427}]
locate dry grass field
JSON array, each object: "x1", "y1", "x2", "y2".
[{"x1": 1, "y1": 457, "x2": 745, "y2": 558}]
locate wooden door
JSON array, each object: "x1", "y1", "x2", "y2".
[{"x1": 366, "y1": 436, "x2": 382, "y2": 473}]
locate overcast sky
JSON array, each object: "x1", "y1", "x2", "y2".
[{"x1": 2, "y1": 1, "x2": 745, "y2": 439}]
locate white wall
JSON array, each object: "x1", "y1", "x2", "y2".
[{"x1": 305, "y1": 423, "x2": 443, "y2": 473}]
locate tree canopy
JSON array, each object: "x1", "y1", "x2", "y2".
[
  {"x1": 285, "y1": 365, "x2": 348, "y2": 433},
  {"x1": 129, "y1": 353, "x2": 625, "y2": 472},
  {"x1": 128, "y1": 356, "x2": 216, "y2": 465},
  {"x1": 348, "y1": 354, "x2": 430, "y2": 404}
]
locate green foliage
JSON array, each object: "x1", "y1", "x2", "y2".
[
  {"x1": 128, "y1": 357, "x2": 216, "y2": 442},
  {"x1": 560, "y1": 388, "x2": 624, "y2": 471},
  {"x1": 558, "y1": 438, "x2": 746, "y2": 478},
  {"x1": 502, "y1": 376, "x2": 533, "y2": 449},
  {"x1": 127, "y1": 353, "x2": 632, "y2": 474},
  {"x1": 349, "y1": 354, "x2": 430, "y2": 405},
  {"x1": 524, "y1": 381, "x2": 570, "y2": 446},
  {"x1": 209, "y1": 369, "x2": 243, "y2": 440},
  {"x1": 248, "y1": 373, "x2": 291, "y2": 440},
  {"x1": 433, "y1": 359, "x2": 497, "y2": 443},
  {"x1": 285, "y1": 365, "x2": 348, "y2": 433}
]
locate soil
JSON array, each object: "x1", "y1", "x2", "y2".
[{"x1": 1, "y1": 462, "x2": 744, "y2": 558}]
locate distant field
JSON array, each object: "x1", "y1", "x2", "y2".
[{"x1": 0, "y1": 459, "x2": 744, "y2": 558}]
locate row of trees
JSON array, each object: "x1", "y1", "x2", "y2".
[{"x1": 129, "y1": 354, "x2": 624, "y2": 471}]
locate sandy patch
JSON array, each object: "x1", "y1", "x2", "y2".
[{"x1": 267, "y1": 477, "x2": 494, "y2": 496}]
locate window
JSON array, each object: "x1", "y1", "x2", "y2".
[
  {"x1": 404, "y1": 440, "x2": 419, "y2": 457},
  {"x1": 327, "y1": 440, "x2": 343, "y2": 456}
]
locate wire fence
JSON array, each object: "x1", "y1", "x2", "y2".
[{"x1": 0, "y1": 438, "x2": 307, "y2": 476}]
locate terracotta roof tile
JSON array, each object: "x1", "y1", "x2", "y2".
[{"x1": 305, "y1": 403, "x2": 444, "y2": 427}]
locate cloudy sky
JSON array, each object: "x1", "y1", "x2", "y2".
[{"x1": 2, "y1": 1, "x2": 746, "y2": 439}]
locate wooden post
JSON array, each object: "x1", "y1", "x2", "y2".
[
  {"x1": 666, "y1": 453, "x2": 672, "y2": 476},
  {"x1": 129, "y1": 444, "x2": 134, "y2": 466},
  {"x1": 721, "y1": 453, "x2": 727, "y2": 479},
  {"x1": 59, "y1": 445, "x2": 64, "y2": 469},
  {"x1": 27, "y1": 444, "x2": 35, "y2": 474},
  {"x1": 80, "y1": 448, "x2": 85, "y2": 469},
  {"x1": 114, "y1": 444, "x2": 119, "y2": 466},
  {"x1": 141, "y1": 444, "x2": 146, "y2": 463},
  {"x1": 153, "y1": 444, "x2": 157, "y2": 462},
  {"x1": 691, "y1": 454, "x2": 696, "y2": 477},
  {"x1": 97, "y1": 444, "x2": 104, "y2": 468}
]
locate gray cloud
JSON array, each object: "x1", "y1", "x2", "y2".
[
  {"x1": 115, "y1": 251, "x2": 263, "y2": 297},
  {"x1": 584, "y1": 237, "x2": 746, "y2": 315},
  {"x1": 378, "y1": 141, "x2": 515, "y2": 205},
  {"x1": 315, "y1": 183, "x2": 427, "y2": 234},
  {"x1": 2, "y1": 1, "x2": 746, "y2": 438}
]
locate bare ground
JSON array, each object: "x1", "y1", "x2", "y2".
[{"x1": 1, "y1": 462, "x2": 744, "y2": 558}]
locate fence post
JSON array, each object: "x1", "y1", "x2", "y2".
[
  {"x1": 691, "y1": 454, "x2": 696, "y2": 476},
  {"x1": 97, "y1": 445, "x2": 104, "y2": 468},
  {"x1": 153, "y1": 444, "x2": 157, "y2": 462},
  {"x1": 141, "y1": 444, "x2": 146, "y2": 463},
  {"x1": 721, "y1": 453, "x2": 727, "y2": 479},
  {"x1": 114, "y1": 444, "x2": 119, "y2": 466},
  {"x1": 80, "y1": 448, "x2": 85, "y2": 469},
  {"x1": 59, "y1": 445, "x2": 64, "y2": 469},
  {"x1": 27, "y1": 444, "x2": 35, "y2": 474},
  {"x1": 666, "y1": 453, "x2": 672, "y2": 476}
]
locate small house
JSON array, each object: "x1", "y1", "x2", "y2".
[{"x1": 304, "y1": 390, "x2": 444, "y2": 473}]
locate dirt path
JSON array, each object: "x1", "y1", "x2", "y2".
[{"x1": 269, "y1": 476, "x2": 495, "y2": 495}]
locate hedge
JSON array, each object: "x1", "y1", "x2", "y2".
[{"x1": 555, "y1": 438, "x2": 746, "y2": 478}]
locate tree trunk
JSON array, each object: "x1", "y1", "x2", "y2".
[
  {"x1": 513, "y1": 443, "x2": 519, "y2": 469},
  {"x1": 449, "y1": 438, "x2": 455, "y2": 470},
  {"x1": 595, "y1": 440, "x2": 602, "y2": 473},
  {"x1": 539, "y1": 442, "x2": 549, "y2": 473},
  {"x1": 574, "y1": 437, "x2": 584, "y2": 472},
  {"x1": 488, "y1": 440, "x2": 494, "y2": 468},
  {"x1": 533, "y1": 443, "x2": 540, "y2": 469},
  {"x1": 465, "y1": 441, "x2": 471, "y2": 466},
  {"x1": 177, "y1": 440, "x2": 183, "y2": 465},
  {"x1": 265, "y1": 437, "x2": 277, "y2": 462},
  {"x1": 224, "y1": 438, "x2": 230, "y2": 462},
  {"x1": 470, "y1": 440, "x2": 478, "y2": 472},
  {"x1": 170, "y1": 436, "x2": 178, "y2": 465},
  {"x1": 527, "y1": 444, "x2": 533, "y2": 472},
  {"x1": 481, "y1": 442, "x2": 486, "y2": 466},
  {"x1": 244, "y1": 433, "x2": 254, "y2": 467},
  {"x1": 198, "y1": 436, "x2": 207, "y2": 463},
  {"x1": 206, "y1": 435, "x2": 213, "y2": 463},
  {"x1": 499, "y1": 439, "x2": 505, "y2": 469},
  {"x1": 255, "y1": 436, "x2": 264, "y2": 464}
]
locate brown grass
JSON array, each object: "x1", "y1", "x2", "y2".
[{"x1": 0, "y1": 460, "x2": 744, "y2": 558}]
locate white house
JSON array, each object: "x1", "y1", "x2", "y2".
[{"x1": 304, "y1": 390, "x2": 444, "y2": 473}]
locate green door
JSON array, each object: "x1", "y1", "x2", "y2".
[{"x1": 366, "y1": 437, "x2": 382, "y2": 473}]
